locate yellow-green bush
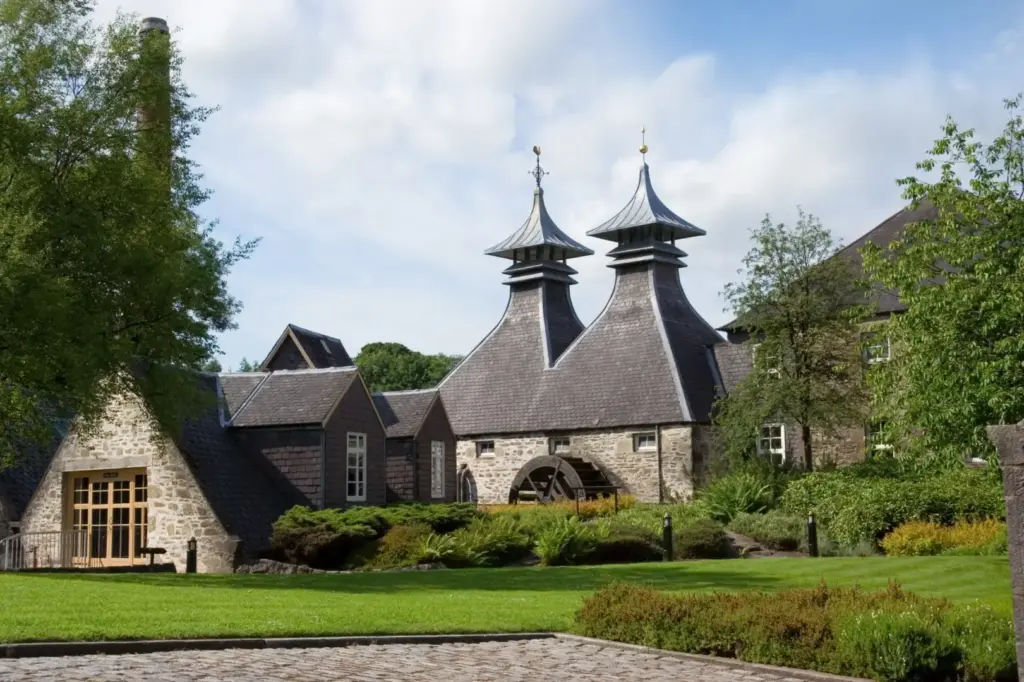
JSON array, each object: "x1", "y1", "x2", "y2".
[
  {"x1": 482, "y1": 494, "x2": 636, "y2": 520},
  {"x1": 880, "y1": 520, "x2": 1007, "y2": 557}
]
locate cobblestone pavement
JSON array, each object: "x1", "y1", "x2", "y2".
[{"x1": 0, "y1": 639, "x2": 821, "y2": 681}]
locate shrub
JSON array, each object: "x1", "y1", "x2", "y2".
[
  {"x1": 450, "y1": 516, "x2": 533, "y2": 567},
  {"x1": 781, "y1": 466, "x2": 1005, "y2": 546},
  {"x1": 881, "y1": 520, "x2": 1008, "y2": 557},
  {"x1": 533, "y1": 516, "x2": 601, "y2": 566},
  {"x1": 590, "y1": 522, "x2": 664, "y2": 564},
  {"x1": 700, "y1": 473, "x2": 774, "y2": 523},
  {"x1": 483, "y1": 495, "x2": 636, "y2": 522},
  {"x1": 574, "y1": 582, "x2": 1017, "y2": 681},
  {"x1": 727, "y1": 511, "x2": 805, "y2": 551},
  {"x1": 673, "y1": 519, "x2": 732, "y2": 559},
  {"x1": 366, "y1": 523, "x2": 433, "y2": 569},
  {"x1": 270, "y1": 507, "x2": 378, "y2": 569},
  {"x1": 613, "y1": 502, "x2": 711, "y2": 537},
  {"x1": 270, "y1": 503, "x2": 481, "y2": 569}
]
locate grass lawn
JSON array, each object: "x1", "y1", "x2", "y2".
[{"x1": 0, "y1": 556, "x2": 1010, "y2": 643}]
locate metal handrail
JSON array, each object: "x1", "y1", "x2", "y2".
[{"x1": 0, "y1": 530, "x2": 89, "y2": 571}]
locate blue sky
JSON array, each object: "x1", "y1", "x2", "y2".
[{"x1": 95, "y1": 1, "x2": 1024, "y2": 369}]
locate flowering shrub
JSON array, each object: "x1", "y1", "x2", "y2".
[{"x1": 880, "y1": 520, "x2": 1007, "y2": 557}]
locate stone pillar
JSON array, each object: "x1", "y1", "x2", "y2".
[{"x1": 987, "y1": 421, "x2": 1024, "y2": 681}]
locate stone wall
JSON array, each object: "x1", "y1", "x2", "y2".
[
  {"x1": 987, "y1": 421, "x2": 1024, "y2": 680},
  {"x1": 19, "y1": 396, "x2": 237, "y2": 573},
  {"x1": 455, "y1": 424, "x2": 696, "y2": 504}
]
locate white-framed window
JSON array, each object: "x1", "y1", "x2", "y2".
[
  {"x1": 752, "y1": 343, "x2": 781, "y2": 378},
  {"x1": 476, "y1": 441, "x2": 495, "y2": 458},
  {"x1": 634, "y1": 432, "x2": 657, "y2": 452},
  {"x1": 757, "y1": 424, "x2": 786, "y2": 464},
  {"x1": 550, "y1": 437, "x2": 571, "y2": 455},
  {"x1": 430, "y1": 441, "x2": 445, "y2": 499},
  {"x1": 862, "y1": 331, "x2": 891, "y2": 364},
  {"x1": 346, "y1": 432, "x2": 366, "y2": 502},
  {"x1": 866, "y1": 420, "x2": 893, "y2": 455}
]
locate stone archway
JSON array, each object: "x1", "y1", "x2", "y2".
[{"x1": 456, "y1": 465, "x2": 477, "y2": 503}]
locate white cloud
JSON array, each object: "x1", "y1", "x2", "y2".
[{"x1": 96, "y1": 1, "x2": 1024, "y2": 367}]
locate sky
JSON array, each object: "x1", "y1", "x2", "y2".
[{"x1": 92, "y1": 0, "x2": 1024, "y2": 370}]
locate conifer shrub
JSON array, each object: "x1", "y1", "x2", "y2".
[
  {"x1": 727, "y1": 511, "x2": 805, "y2": 551},
  {"x1": 880, "y1": 520, "x2": 1008, "y2": 557},
  {"x1": 672, "y1": 519, "x2": 732, "y2": 559}
]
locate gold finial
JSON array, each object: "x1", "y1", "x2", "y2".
[
  {"x1": 529, "y1": 145, "x2": 548, "y2": 189},
  {"x1": 640, "y1": 126, "x2": 648, "y2": 157}
]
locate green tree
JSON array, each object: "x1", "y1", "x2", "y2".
[
  {"x1": 200, "y1": 359, "x2": 222, "y2": 373},
  {"x1": 0, "y1": 2, "x2": 256, "y2": 465},
  {"x1": 862, "y1": 95, "x2": 1024, "y2": 463},
  {"x1": 717, "y1": 210, "x2": 870, "y2": 471},
  {"x1": 354, "y1": 342, "x2": 460, "y2": 393},
  {"x1": 236, "y1": 357, "x2": 260, "y2": 372}
]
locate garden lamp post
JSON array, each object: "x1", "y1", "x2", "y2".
[{"x1": 186, "y1": 537, "x2": 197, "y2": 574}]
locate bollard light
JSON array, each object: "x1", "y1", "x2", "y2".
[
  {"x1": 662, "y1": 513, "x2": 673, "y2": 562},
  {"x1": 187, "y1": 537, "x2": 197, "y2": 552}
]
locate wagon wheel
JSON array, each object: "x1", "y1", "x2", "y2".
[{"x1": 508, "y1": 456, "x2": 586, "y2": 504}]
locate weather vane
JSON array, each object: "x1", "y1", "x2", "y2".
[
  {"x1": 529, "y1": 145, "x2": 548, "y2": 189},
  {"x1": 640, "y1": 126, "x2": 648, "y2": 159}
]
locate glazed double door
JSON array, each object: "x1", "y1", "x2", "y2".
[{"x1": 68, "y1": 470, "x2": 149, "y2": 566}]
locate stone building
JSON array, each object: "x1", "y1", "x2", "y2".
[
  {"x1": 439, "y1": 150, "x2": 724, "y2": 504},
  {"x1": 4, "y1": 322, "x2": 457, "y2": 572},
  {"x1": 711, "y1": 201, "x2": 938, "y2": 467}
]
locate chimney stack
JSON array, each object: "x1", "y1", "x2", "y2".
[{"x1": 137, "y1": 17, "x2": 171, "y2": 170}]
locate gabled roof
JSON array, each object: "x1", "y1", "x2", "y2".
[
  {"x1": 1, "y1": 430, "x2": 65, "y2": 522},
  {"x1": 228, "y1": 367, "x2": 359, "y2": 428},
  {"x1": 717, "y1": 199, "x2": 938, "y2": 332},
  {"x1": 372, "y1": 389, "x2": 438, "y2": 438},
  {"x1": 485, "y1": 188, "x2": 593, "y2": 261},
  {"x1": 175, "y1": 375, "x2": 306, "y2": 553},
  {"x1": 588, "y1": 163, "x2": 705, "y2": 242},
  {"x1": 260, "y1": 324, "x2": 353, "y2": 371}
]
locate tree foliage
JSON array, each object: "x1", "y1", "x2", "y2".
[
  {"x1": 716, "y1": 210, "x2": 870, "y2": 470},
  {"x1": 0, "y1": 1, "x2": 256, "y2": 465},
  {"x1": 354, "y1": 342, "x2": 461, "y2": 393},
  {"x1": 862, "y1": 95, "x2": 1024, "y2": 462},
  {"x1": 236, "y1": 357, "x2": 259, "y2": 372}
]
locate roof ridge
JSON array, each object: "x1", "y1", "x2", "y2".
[
  {"x1": 373, "y1": 388, "x2": 437, "y2": 396},
  {"x1": 269, "y1": 366, "x2": 357, "y2": 375},
  {"x1": 287, "y1": 323, "x2": 343, "y2": 343}
]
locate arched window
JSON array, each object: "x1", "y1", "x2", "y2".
[{"x1": 456, "y1": 467, "x2": 477, "y2": 504}]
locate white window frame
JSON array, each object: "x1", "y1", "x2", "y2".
[
  {"x1": 430, "y1": 441, "x2": 445, "y2": 499},
  {"x1": 346, "y1": 432, "x2": 367, "y2": 502},
  {"x1": 757, "y1": 423, "x2": 786, "y2": 464},
  {"x1": 866, "y1": 420, "x2": 893, "y2": 455},
  {"x1": 476, "y1": 440, "x2": 495, "y2": 458},
  {"x1": 550, "y1": 437, "x2": 571, "y2": 455},
  {"x1": 752, "y1": 343, "x2": 781, "y2": 378},
  {"x1": 862, "y1": 332, "x2": 891, "y2": 364},
  {"x1": 634, "y1": 432, "x2": 657, "y2": 452}
]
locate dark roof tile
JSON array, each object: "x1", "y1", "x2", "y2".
[
  {"x1": 229, "y1": 367, "x2": 358, "y2": 428},
  {"x1": 372, "y1": 390, "x2": 437, "y2": 438}
]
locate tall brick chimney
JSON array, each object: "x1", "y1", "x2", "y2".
[{"x1": 137, "y1": 17, "x2": 171, "y2": 170}]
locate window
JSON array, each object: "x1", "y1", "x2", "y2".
[
  {"x1": 757, "y1": 424, "x2": 786, "y2": 464},
  {"x1": 866, "y1": 420, "x2": 893, "y2": 455},
  {"x1": 752, "y1": 343, "x2": 780, "y2": 378},
  {"x1": 431, "y1": 441, "x2": 445, "y2": 499},
  {"x1": 634, "y1": 432, "x2": 657, "y2": 451},
  {"x1": 862, "y1": 332, "x2": 891, "y2": 364},
  {"x1": 346, "y1": 432, "x2": 366, "y2": 502},
  {"x1": 67, "y1": 469, "x2": 148, "y2": 567},
  {"x1": 550, "y1": 438, "x2": 571, "y2": 455},
  {"x1": 476, "y1": 441, "x2": 495, "y2": 458}
]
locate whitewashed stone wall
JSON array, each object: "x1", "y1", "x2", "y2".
[
  {"x1": 20, "y1": 396, "x2": 237, "y2": 573},
  {"x1": 455, "y1": 424, "x2": 698, "y2": 504}
]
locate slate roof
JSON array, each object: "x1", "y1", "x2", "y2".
[
  {"x1": 485, "y1": 188, "x2": 594, "y2": 260},
  {"x1": 288, "y1": 325, "x2": 353, "y2": 368},
  {"x1": 588, "y1": 163, "x2": 705, "y2": 241},
  {"x1": 711, "y1": 338, "x2": 753, "y2": 394},
  {"x1": 219, "y1": 372, "x2": 267, "y2": 421},
  {"x1": 441, "y1": 158, "x2": 724, "y2": 435},
  {"x1": 228, "y1": 367, "x2": 358, "y2": 428},
  {"x1": 372, "y1": 390, "x2": 437, "y2": 438},
  {"x1": 174, "y1": 375, "x2": 306, "y2": 555},
  {"x1": 261, "y1": 324, "x2": 353, "y2": 370},
  {"x1": 0, "y1": 429, "x2": 65, "y2": 521},
  {"x1": 718, "y1": 200, "x2": 938, "y2": 331}
]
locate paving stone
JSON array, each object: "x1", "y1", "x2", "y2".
[{"x1": 0, "y1": 639, "x2": 838, "y2": 681}]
